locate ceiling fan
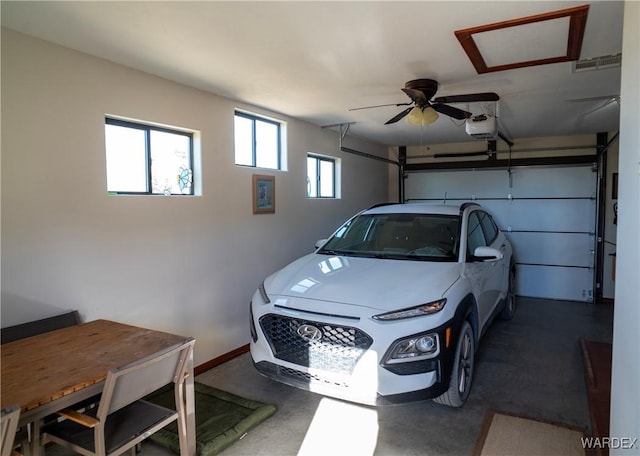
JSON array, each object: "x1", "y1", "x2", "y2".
[{"x1": 351, "y1": 79, "x2": 500, "y2": 125}]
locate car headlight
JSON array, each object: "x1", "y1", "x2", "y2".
[
  {"x1": 372, "y1": 298, "x2": 446, "y2": 321},
  {"x1": 385, "y1": 332, "x2": 440, "y2": 363},
  {"x1": 258, "y1": 281, "x2": 271, "y2": 304}
]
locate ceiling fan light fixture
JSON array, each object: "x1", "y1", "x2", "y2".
[
  {"x1": 407, "y1": 106, "x2": 439, "y2": 126},
  {"x1": 422, "y1": 106, "x2": 439, "y2": 124},
  {"x1": 407, "y1": 106, "x2": 424, "y2": 126}
]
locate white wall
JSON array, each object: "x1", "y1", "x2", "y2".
[
  {"x1": 610, "y1": 1, "x2": 640, "y2": 451},
  {"x1": 0, "y1": 29, "x2": 390, "y2": 366}
]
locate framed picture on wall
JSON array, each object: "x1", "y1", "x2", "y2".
[{"x1": 252, "y1": 174, "x2": 275, "y2": 214}]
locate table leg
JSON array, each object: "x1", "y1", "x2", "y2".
[
  {"x1": 183, "y1": 351, "x2": 196, "y2": 456},
  {"x1": 25, "y1": 419, "x2": 42, "y2": 456}
]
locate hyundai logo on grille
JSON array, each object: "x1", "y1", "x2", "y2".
[{"x1": 297, "y1": 324, "x2": 322, "y2": 341}]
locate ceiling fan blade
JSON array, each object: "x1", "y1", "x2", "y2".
[
  {"x1": 432, "y1": 103, "x2": 472, "y2": 120},
  {"x1": 433, "y1": 92, "x2": 500, "y2": 103},
  {"x1": 385, "y1": 106, "x2": 413, "y2": 125},
  {"x1": 349, "y1": 102, "x2": 412, "y2": 111}
]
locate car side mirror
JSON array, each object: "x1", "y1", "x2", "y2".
[
  {"x1": 315, "y1": 239, "x2": 328, "y2": 249},
  {"x1": 473, "y1": 246, "x2": 503, "y2": 261}
]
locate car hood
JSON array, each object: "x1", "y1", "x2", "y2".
[{"x1": 264, "y1": 253, "x2": 462, "y2": 312}]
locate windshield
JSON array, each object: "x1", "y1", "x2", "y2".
[{"x1": 319, "y1": 213, "x2": 460, "y2": 261}]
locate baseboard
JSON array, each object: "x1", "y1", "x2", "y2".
[{"x1": 195, "y1": 343, "x2": 250, "y2": 376}]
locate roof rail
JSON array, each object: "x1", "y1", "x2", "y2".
[
  {"x1": 367, "y1": 202, "x2": 399, "y2": 210},
  {"x1": 459, "y1": 202, "x2": 480, "y2": 214}
]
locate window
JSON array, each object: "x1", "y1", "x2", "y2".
[
  {"x1": 307, "y1": 154, "x2": 335, "y2": 198},
  {"x1": 479, "y1": 212, "x2": 499, "y2": 244},
  {"x1": 467, "y1": 212, "x2": 487, "y2": 256},
  {"x1": 467, "y1": 211, "x2": 501, "y2": 257},
  {"x1": 105, "y1": 118, "x2": 194, "y2": 195},
  {"x1": 319, "y1": 213, "x2": 458, "y2": 261},
  {"x1": 234, "y1": 111, "x2": 282, "y2": 170}
]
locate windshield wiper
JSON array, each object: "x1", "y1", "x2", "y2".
[
  {"x1": 404, "y1": 253, "x2": 457, "y2": 262},
  {"x1": 318, "y1": 249, "x2": 348, "y2": 256},
  {"x1": 318, "y1": 249, "x2": 385, "y2": 258},
  {"x1": 349, "y1": 252, "x2": 386, "y2": 259}
]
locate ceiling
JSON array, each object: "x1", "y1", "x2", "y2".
[{"x1": 0, "y1": 1, "x2": 625, "y2": 147}]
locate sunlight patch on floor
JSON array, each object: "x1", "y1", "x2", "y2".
[{"x1": 297, "y1": 397, "x2": 379, "y2": 456}]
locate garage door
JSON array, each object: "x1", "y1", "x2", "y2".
[{"x1": 404, "y1": 165, "x2": 597, "y2": 302}]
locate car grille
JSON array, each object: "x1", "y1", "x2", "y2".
[
  {"x1": 279, "y1": 366, "x2": 350, "y2": 388},
  {"x1": 259, "y1": 314, "x2": 373, "y2": 375}
]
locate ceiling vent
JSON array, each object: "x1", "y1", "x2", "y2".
[{"x1": 573, "y1": 53, "x2": 622, "y2": 72}]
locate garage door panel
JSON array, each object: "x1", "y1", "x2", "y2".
[
  {"x1": 478, "y1": 200, "x2": 596, "y2": 233},
  {"x1": 506, "y1": 232, "x2": 594, "y2": 267},
  {"x1": 404, "y1": 163, "x2": 597, "y2": 302},
  {"x1": 517, "y1": 264, "x2": 593, "y2": 302},
  {"x1": 405, "y1": 167, "x2": 596, "y2": 201},
  {"x1": 508, "y1": 166, "x2": 596, "y2": 197},
  {"x1": 405, "y1": 170, "x2": 508, "y2": 200}
]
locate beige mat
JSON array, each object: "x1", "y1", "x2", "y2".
[{"x1": 473, "y1": 410, "x2": 586, "y2": 456}]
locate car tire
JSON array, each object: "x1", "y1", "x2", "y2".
[
  {"x1": 433, "y1": 321, "x2": 474, "y2": 407},
  {"x1": 498, "y1": 265, "x2": 516, "y2": 320}
]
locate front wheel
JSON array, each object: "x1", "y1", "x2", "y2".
[{"x1": 433, "y1": 321, "x2": 475, "y2": 407}]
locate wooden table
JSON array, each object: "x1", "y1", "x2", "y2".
[{"x1": 1, "y1": 319, "x2": 196, "y2": 455}]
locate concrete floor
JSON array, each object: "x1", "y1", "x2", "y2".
[{"x1": 46, "y1": 297, "x2": 613, "y2": 456}]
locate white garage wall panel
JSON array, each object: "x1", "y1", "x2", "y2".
[{"x1": 405, "y1": 166, "x2": 597, "y2": 302}]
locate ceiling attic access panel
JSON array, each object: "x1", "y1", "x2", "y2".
[{"x1": 455, "y1": 4, "x2": 589, "y2": 74}]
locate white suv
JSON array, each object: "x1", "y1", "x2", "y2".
[{"x1": 250, "y1": 203, "x2": 515, "y2": 407}]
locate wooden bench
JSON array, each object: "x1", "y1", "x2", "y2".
[{"x1": 1, "y1": 310, "x2": 81, "y2": 344}]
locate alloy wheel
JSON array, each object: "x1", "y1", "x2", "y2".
[{"x1": 458, "y1": 332, "x2": 472, "y2": 394}]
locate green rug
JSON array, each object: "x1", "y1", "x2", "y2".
[{"x1": 145, "y1": 382, "x2": 277, "y2": 456}]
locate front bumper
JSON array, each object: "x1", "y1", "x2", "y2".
[
  {"x1": 250, "y1": 307, "x2": 462, "y2": 406},
  {"x1": 253, "y1": 359, "x2": 448, "y2": 406}
]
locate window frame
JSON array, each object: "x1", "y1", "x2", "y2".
[
  {"x1": 479, "y1": 211, "x2": 499, "y2": 244},
  {"x1": 105, "y1": 117, "x2": 194, "y2": 196},
  {"x1": 466, "y1": 211, "x2": 487, "y2": 257},
  {"x1": 234, "y1": 110, "x2": 282, "y2": 170},
  {"x1": 307, "y1": 153, "x2": 336, "y2": 199}
]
